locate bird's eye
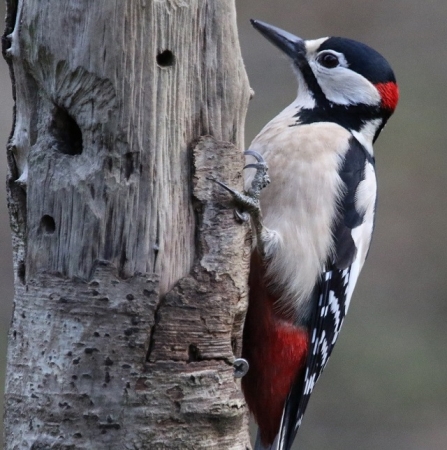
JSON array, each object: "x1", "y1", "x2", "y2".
[{"x1": 318, "y1": 53, "x2": 339, "y2": 69}]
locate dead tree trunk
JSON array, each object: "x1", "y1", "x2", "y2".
[{"x1": 2, "y1": 0, "x2": 251, "y2": 448}]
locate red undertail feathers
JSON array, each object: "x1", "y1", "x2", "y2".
[{"x1": 242, "y1": 252, "x2": 309, "y2": 446}]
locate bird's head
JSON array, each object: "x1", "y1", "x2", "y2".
[{"x1": 251, "y1": 20, "x2": 399, "y2": 144}]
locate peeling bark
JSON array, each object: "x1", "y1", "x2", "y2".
[{"x1": 3, "y1": 1, "x2": 251, "y2": 448}]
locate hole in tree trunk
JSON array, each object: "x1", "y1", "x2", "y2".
[
  {"x1": 17, "y1": 260, "x2": 26, "y2": 285},
  {"x1": 123, "y1": 153, "x2": 134, "y2": 180},
  {"x1": 156, "y1": 50, "x2": 175, "y2": 67},
  {"x1": 40, "y1": 215, "x2": 56, "y2": 234},
  {"x1": 188, "y1": 344, "x2": 201, "y2": 362},
  {"x1": 50, "y1": 106, "x2": 83, "y2": 155}
]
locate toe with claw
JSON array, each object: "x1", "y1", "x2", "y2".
[
  {"x1": 211, "y1": 150, "x2": 270, "y2": 256},
  {"x1": 243, "y1": 150, "x2": 270, "y2": 198},
  {"x1": 212, "y1": 150, "x2": 269, "y2": 218}
]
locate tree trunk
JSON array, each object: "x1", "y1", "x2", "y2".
[{"x1": 2, "y1": 1, "x2": 251, "y2": 448}]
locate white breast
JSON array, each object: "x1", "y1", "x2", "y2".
[{"x1": 245, "y1": 109, "x2": 353, "y2": 315}]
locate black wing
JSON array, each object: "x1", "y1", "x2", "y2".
[{"x1": 278, "y1": 138, "x2": 376, "y2": 450}]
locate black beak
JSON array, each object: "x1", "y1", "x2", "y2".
[{"x1": 250, "y1": 20, "x2": 306, "y2": 60}]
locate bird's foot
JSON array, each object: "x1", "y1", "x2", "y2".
[
  {"x1": 243, "y1": 149, "x2": 270, "y2": 198},
  {"x1": 213, "y1": 150, "x2": 269, "y2": 222},
  {"x1": 211, "y1": 150, "x2": 270, "y2": 256}
]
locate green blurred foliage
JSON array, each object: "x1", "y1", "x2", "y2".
[{"x1": 0, "y1": 1, "x2": 446, "y2": 449}]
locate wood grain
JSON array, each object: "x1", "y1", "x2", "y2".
[{"x1": 3, "y1": 0, "x2": 251, "y2": 448}]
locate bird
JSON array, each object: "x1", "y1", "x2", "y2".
[{"x1": 222, "y1": 20, "x2": 399, "y2": 450}]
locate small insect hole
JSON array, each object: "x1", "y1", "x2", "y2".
[
  {"x1": 18, "y1": 260, "x2": 26, "y2": 284},
  {"x1": 40, "y1": 215, "x2": 56, "y2": 234},
  {"x1": 157, "y1": 50, "x2": 175, "y2": 68},
  {"x1": 188, "y1": 344, "x2": 201, "y2": 362}
]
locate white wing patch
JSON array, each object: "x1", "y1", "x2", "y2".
[{"x1": 277, "y1": 139, "x2": 377, "y2": 450}]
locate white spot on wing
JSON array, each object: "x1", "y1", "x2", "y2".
[
  {"x1": 304, "y1": 370, "x2": 317, "y2": 395},
  {"x1": 345, "y1": 160, "x2": 377, "y2": 311},
  {"x1": 320, "y1": 331, "x2": 329, "y2": 365},
  {"x1": 328, "y1": 290, "x2": 342, "y2": 343}
]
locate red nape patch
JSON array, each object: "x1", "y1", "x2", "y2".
[
  {"x1": 375, "y1": 82, "x2": 399, "y2": 111},
  {"x1": 241, "y1": 253, "x2": 309, "y2": 447}
]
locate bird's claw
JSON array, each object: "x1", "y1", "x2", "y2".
[
  {"x1": 234, "y1": 209, "x2": 250, "y2": 223},
  {"x1": 244, "y1": 163, "x2": 265, "y2": 170},
  {"x1": 244, "y1": 150, "x2": 270, "y2": 195},
  {"x1": 211, "y1": 179, "x2": 238, "y2": 196},
  {"x1": 244, "y1": 149, "x2": 264, "y2": 162},
  {"x1": 211, "y1": 149, "x2": 269, "y2": 229},
  {"x1": 244, "y1": 150, "x2": 267, "y2": 172}
]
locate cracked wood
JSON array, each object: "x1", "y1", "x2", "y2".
[{"x1": 2, "y1": 0, "x2": 252, "y2": 448}]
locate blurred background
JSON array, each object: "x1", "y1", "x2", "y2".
[
  {"x1": 0, "y1": 1, "x2": 446, "y2": 449},
  {"x1": 237, "y1": 1, "x2": 447, "y2": 449}
]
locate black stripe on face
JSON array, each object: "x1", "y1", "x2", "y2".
[
  {"x1": 291, "y1": 37, "x2": 394, "y2": 136},
  {"x1": 292, "y1": 102, "x2": 382, "y2": 133},
  {"x1": 291, "y1": 46, "x2": 384, "y2": 133},
  {"x1": 293, "y1": 53, "x2": 327, "y2": 105}
]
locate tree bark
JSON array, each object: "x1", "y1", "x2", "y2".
[{"x1": 2, "y1": 1, "x2": 251, "y2": 448}]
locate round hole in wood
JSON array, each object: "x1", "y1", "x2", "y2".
[
  {"x1": 40, "y1": 215, "x2": 56, "y2": 234},
  {"x1": 156, "y1": 50, "x2": 175, "y2": 67}
]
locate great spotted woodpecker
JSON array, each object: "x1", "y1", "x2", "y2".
[{"x1": 223, "y1": 20, "x2": 398, "y2": 450}]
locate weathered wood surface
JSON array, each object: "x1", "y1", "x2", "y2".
[{"x1": 3, "y1": 0, "x2": 251, "y2": 448}]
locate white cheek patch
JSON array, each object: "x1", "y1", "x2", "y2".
[{"x1": 309, "y1": 61, "x2": 381, "y2": 106}]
